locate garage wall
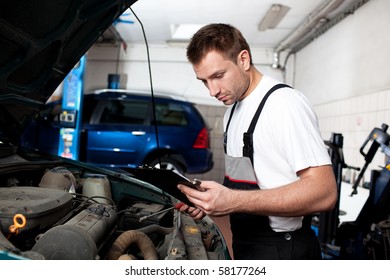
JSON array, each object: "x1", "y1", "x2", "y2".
[
  {"x1": 291, "y1": 0, "x2": 390, "y2": 185},
  {"x1": 85, "y1": 45, "x2": 282, "y2": 105}
]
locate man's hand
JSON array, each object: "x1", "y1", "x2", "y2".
[{"x1": 178, "y1": 181, "x2": 236, "y2": 216}]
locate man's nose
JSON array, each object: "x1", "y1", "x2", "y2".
[{"x1": 208, "y1": 81, "x2": 220, "y2": 97}]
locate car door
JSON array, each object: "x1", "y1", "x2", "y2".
[{"x1": 84, "y1": 97, "x2": 153, "y2": 168}]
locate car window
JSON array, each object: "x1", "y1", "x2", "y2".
[
  {"x1": 99, "y1": 100, "x2": 148, "y2": 125},
  {"x1": 82, "y1": 97, "x2": 98, "y2": 123},
  {"x1": 155, "y1": 102, "x2": 188, "y2": 126}
]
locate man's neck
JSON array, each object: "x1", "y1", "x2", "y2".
[{"x1": 242, "y1": 67, "x2": 263, "y2": 99}]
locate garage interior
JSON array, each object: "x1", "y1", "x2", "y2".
[
  {"x1": 46, "y1": 0, "x2": 390, "y2": 259},
  {"x1": 69, "y1": 0, "x2": 389, "y2": 185}
]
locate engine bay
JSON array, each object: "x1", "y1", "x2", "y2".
[{"x1": 0, "y1": 157, "x2": 228, "y2": 260}]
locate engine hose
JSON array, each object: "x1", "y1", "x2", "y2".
[{"x1": 106, "y1": 230, "x2": 158, "y2": 260}]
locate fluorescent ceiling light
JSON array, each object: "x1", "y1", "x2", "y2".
[
  {"x1": 170, "y1": 24, "x2": 205, "y2": 40},
  {"x1": 258, "y1": 4, "x2": 290, "y2": 31}
]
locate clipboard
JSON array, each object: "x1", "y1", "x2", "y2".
[{"x1": 128, "y1": 167, "x2": 202, "y2": 207}]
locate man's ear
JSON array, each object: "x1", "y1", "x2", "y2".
[{"x1": 237, "y1": 50, "x2": 251, "y2": 70}]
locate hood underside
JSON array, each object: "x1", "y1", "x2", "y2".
[{"x1": 0, "y1": 0, "x2": 137, "y2": 143}]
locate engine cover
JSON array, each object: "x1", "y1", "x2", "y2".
[{"x1": 0, "y1": 187, "x2": 72, "y2": 234}]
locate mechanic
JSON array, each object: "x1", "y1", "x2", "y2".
[{"x1": 177, "y1": 23, "x2": 337, "y2": 260}]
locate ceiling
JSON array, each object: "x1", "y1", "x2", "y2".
[{"x1": 98, "y1": 0, "x2": 362, "y2": 54}]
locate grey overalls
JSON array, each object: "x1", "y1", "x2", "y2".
[{"x1": 223, "y1": 84, "x2": 322, "y2": 260}]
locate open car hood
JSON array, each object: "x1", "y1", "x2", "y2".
[{"x1": 0, "y1": 0, "x2": 137, "y2": 144}]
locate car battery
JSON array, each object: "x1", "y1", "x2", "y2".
[
  {"x1": 0, "y1": 187, "x2": 73, "y2": 235},
  {"x1": 119, "y1": 202, "x2": 172, "y2": 229}
]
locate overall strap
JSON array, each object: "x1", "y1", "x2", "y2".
[
  {"x1": 223, "y1": 102, "x2": 237, "y2": 153},
  {"x1": 243, "y1": 84, "x2": 291, "y2": 164}
]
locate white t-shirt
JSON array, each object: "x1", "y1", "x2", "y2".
[{"x1": 224, "y1": 75, "x2": 331, "y2": 231}]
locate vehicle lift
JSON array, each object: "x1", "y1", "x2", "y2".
[
  {"x1": 57, "y1": 55, "x2": 86, "y2": 160},
  {"x1": 320, "y1": 123, "x2": 390, "y2": 259},
  {"x1": 57, "y1": 55, "x2": 120, "y2": 161}
]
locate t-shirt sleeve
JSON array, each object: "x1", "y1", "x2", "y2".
[{"x1": 269, "y1": 92, "x2": 331, "y2": 173}]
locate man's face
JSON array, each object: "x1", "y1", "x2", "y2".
[{"x1": 193, "y1": 50, "x2": 250, "y2": 105}]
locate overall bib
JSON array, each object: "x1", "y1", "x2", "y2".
[{"x1": 223, "y1": 84, "x2": 322, "y2": 260}]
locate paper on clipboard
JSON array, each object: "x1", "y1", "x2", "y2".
[{"x1": 127, "y1": 167, "x2": 202, "y2": 207}]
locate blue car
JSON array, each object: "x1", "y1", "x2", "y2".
[{"x1": 22, "y1": 89, "x2": 214, "y2": 174}]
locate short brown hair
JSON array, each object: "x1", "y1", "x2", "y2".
[{"x1": 186, "y1": 23, "x2": 253, "y2": 65}]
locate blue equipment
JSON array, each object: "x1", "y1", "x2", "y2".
[{"x1": 58, "y1": 55, "x2": 86, "y2": 160}]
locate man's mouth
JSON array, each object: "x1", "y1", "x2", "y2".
[{"x1": 217, "y1": 94, "x2": 227, "y2": 102}]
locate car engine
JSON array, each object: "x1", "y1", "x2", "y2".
[{"x1": 0, "y1": 163, "x2": 227, "y2": 260}]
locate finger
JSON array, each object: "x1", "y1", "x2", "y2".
[
  {"x1": 177, "y1": 184, "x2": 210, "y2": 212},
  {"x1": 177, "y1": 203, "x2": 189, "y2": 212},
  {"x1": 186, "y1": 207, "x2": 205, "y2": 220},
  {"x1": 190, "y1": 208, "x2": 202, "y2": 216},
  {"x1": 182, "y1": 193, "x2": 205, "y2": 210},
  {"x1": 193, "y1": 211, "x2": 205, "y2": 220},
  {"x1": 186, "y1": 206, "x2": 199, "y2": 215},
  {"x1": 178, "y1": 184, "x2": 205, "y2": 199}
]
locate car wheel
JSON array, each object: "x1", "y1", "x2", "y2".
[{"x1": 149, "y1": 157, "x2": 185, "y2": 174}]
